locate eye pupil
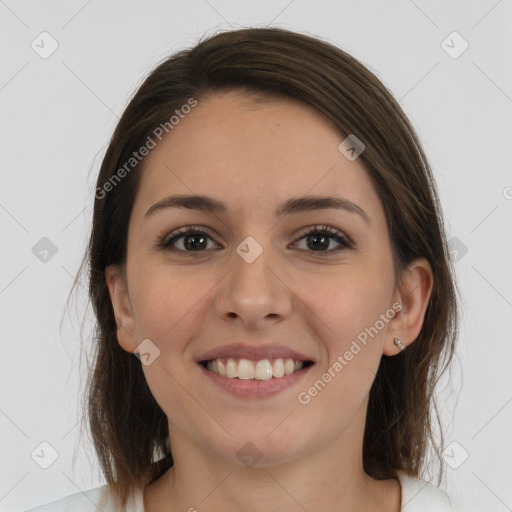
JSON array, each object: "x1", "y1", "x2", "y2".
[
  {"x1": 307, "y1": 234, "x2": 329, "y2": 251},
  {"x1": 185, "y1": 234, "x2": 207, "y2": 251}
]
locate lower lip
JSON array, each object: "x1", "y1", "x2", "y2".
[{"x1": 198, "y1": 363, "x2": 313, "y2": 398}]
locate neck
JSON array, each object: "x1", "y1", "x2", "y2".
[{"x1": 143, "y1": 406, "x2": 401, "y2": 512}]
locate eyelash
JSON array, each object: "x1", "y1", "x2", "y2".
[{"x1": 156, "y1": 224, "x2": 353, "y2": 257}]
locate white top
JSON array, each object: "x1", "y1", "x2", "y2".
[{"x1": 25, "y1": 470, "x2": 452, "y2": 511}]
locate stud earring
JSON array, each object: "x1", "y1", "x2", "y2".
[{"x1": 393, "y1": 337, "x2": 405, "y2": 351}]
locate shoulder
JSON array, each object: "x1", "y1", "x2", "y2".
[
  {"x1": 24, "y1": 485, "x2": 113, "y2": 512},
  {"x1": 397, "y1": 471, "x2": 452, "y2": 512},
  {"x1": 24, "y1": 484, "x2": 144, "y2": 512}
]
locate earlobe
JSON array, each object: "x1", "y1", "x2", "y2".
[
  {"x1": 105, "y1": 265, "x2": 138, "y2": 353},
  {"x1": 383, "y1": 258, "x2": 434, "y2": 356}
]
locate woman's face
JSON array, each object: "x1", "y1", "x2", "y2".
[{"x1": 107, "y1": 90, "x2": 428, "y2": 466}]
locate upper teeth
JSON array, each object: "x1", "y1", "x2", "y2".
[{"x1": 206, "y1": 358, "x2": 304, "y2": 380}]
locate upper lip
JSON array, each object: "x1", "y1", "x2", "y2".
[{"x1": 196, "y1": 343, "x2": 314, "y2": 363}]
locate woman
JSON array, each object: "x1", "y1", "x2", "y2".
[{"x1": 27, "y1": 26, "x2": 458, "y2": 512}]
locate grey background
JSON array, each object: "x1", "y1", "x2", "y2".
[{"x1": 1, "y1": 1, "x2": 511, "y2": 511}]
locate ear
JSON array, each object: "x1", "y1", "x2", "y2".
[
  {"x1": 105, "y1": 264, "x2": 138, "y2": 353},
  {"x1": 383, "y1": 257, "x2": 433, "y2": 356}
]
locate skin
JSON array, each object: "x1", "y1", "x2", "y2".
[{"x1": 106, "y1": 90, "x2": 433, "y2": 512}]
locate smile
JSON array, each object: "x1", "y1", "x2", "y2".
[
  {"x1": 202, "y1": 357, "x2": 314, "y2": 380},
  {"x1": 198, "y1": 357, "x2": 315, "y2": 398}
]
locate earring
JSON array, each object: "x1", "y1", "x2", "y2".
[{"x1": 394, "y1": 337, "x2": 405, "y2": 351}]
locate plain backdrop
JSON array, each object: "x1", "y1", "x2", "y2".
[{"x1": 1, "y1": 1, "x2": 511, "y2": 511}]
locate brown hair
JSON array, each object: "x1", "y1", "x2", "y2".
[{"x1": 72, "y1": 27, "x2": 458, "y2": 509}]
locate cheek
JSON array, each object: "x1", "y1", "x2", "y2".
[
  {"x1": 131, "y1": 272, "x2": 204, "y2": 417},
  {"x1": 293, "y1": 278, "x2": 391, "y2": 432},
  {"x1": 306, "y1": 269, "x2": 394, "y2": 349},
  {"x1": 297, "y1": 265, "x2": 394, "y2": 408},
  {"x1": 129, "y1": 267, "x2": 201, "y2": 342}
]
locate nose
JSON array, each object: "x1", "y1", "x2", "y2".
[{"x1": 214, "y1": 238, "x2": 293, "y2": 330}]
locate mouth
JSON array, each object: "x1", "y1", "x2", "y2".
[{"x1": 200, "y1": 357, "x2": 315, "y2": 380}]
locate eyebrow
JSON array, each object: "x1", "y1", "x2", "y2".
[{"x1": 144, "y1": 194, "x2": 371, "y2": 225}]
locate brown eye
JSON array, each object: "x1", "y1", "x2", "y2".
[
  {"x1": 292, "y1": 225, "x2": 353, "y2": 255},
  {"x1": 158, "y1": 226, "x2": 219, "y2": 255},
  {"x1": 157, "y1": 224, "x2": 353, "y2": 257}
]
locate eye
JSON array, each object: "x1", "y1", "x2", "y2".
[
  {"x1": 157, "y1": 226, "x2": 220, "y2": 256},
  {"x1": 156, "y1": 224, "x2": 353, "y2": 256},
  {"x1": 291, "y1": 225, "x2": 353, "y2": 256}
]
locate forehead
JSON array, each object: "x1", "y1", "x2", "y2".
[
  {"x1": 162, "y1": 90, "x2": 343, "y2": 167},
  {"x1": 131, "y1": 91, "x2": 382, "y2": 224}
]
